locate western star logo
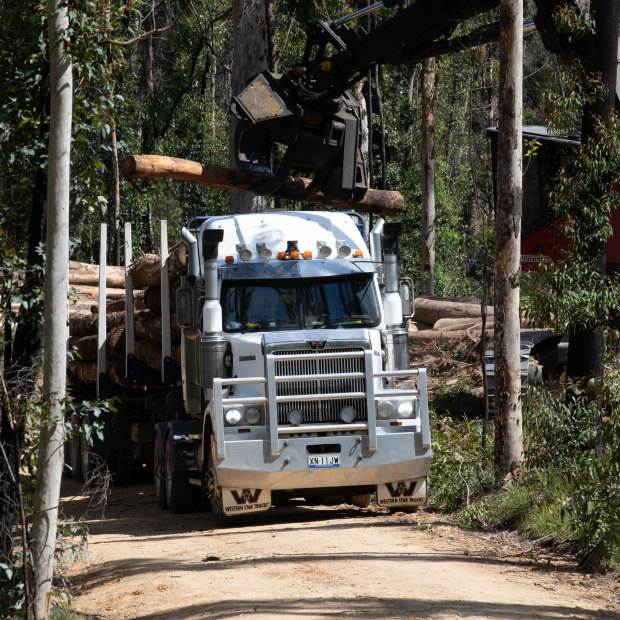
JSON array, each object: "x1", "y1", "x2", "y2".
[
  {"x1": 386, "y1": 481, "x2": 416, "y2": 498},
  {"x1": 308, "y1": 340, "x2": 326, "y2": 350},
  {"x1": 231, "y1": 489, "x2": 262, "y2": 505}
]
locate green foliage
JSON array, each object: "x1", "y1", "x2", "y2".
[
  {"x1": 428, "y1": 410, "x2": 494, "y2": 512},
  {"x1": 524, "y1": 116, "x2": 620, "y2": 333},
  {"x1": 461, "y1": 359, "x2": 620, "y2": 570}
]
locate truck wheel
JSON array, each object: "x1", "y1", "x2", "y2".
[
  {"x1": 165, "y1": 434, "x2": 193, "y2": 514},
  {"x1": 207, "y1": 446, "x2": 229, "y2": 526},
  {"x1": 69, "y1": 415, "x2": 84, "y2": 483},
  {"x1": 81, "y1": 417, "x2": 105, "y2": 483},
  {"x1": 153, "y1": 435, "x2": 167, "y2": 509}
]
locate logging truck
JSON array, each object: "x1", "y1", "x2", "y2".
[{"x1": 67, "y1": 211, "x2": 431, "y2": 523}]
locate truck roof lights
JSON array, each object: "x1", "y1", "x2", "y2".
[
  {"x1": 256, "y1": 242, "x2": 272, "y2": 260},
  {"x1": 290, "y1": 251, "x2": 300, "y2": 260},
  {"x1": 317, "y1": 240, "x2": 332, "y2": 257},
  {"x1": 225, "y1": 256, "x2": 235, "y2": 263},
  {"x1": 303, "y1": 251, "x2": 313, "y2": 259},
  {"x1": 353, "y1": 250, "x2": 363, "y2": 257},
  {"x1": 236, "y1": 244, "x2": 252, "y2": 261},
  {"x1": 277, "y1": 251, "x2": 287, "y2": 260},
  {"x1": 337, "y1": 241, "x2": 351, "y2": 257}
]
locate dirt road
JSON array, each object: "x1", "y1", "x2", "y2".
[{"x1": 61, "y1": 478, "x2": 619, "y2": 620}]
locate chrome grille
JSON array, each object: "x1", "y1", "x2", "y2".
[{"x1": 274, "y1": 348, "x2": 367, "y2": 424}]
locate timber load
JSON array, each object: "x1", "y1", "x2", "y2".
[{"x1": 67, "y1": 245, "x2": 184, "y2": 391}]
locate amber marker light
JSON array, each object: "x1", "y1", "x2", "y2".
[
  {"x1": 303, "y1": 251, "x2": 313, "y2": 259},
  {"x1": 290, "y1": 251, "x2": 300, "y2": 259},
  {"x1": 277, "y1": 251, "x2": 287, "y2": 260},
  {"x1": 225, "y1": 256, "x2": 234, "y2": 263},
  {"x1": 353, "y1": 250, "x2": 363, "y2": 257}
]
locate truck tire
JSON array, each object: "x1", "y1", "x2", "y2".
[
  {"x1": 349, "y1": 493, "x2": 371, "y2": 508},
  {"x1": 81, "y1": 417, "x2": 106, "y2": 483},
  {"x1": 207, "y1": 444, "x2": 229, "y2": 526},
  {"x1": 69, "y1": 415, "x2": 84, "y2": 483},
  {"x1": 153, "y1": 433, "x2": 167, "y2": 509},
  {"x1": 165, "y1": 434, "x2": 193, "y2": 514}
]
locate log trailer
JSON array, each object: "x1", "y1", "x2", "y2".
[{"x1": 68, "y1": 212, "x2": 431, "y2": 523}]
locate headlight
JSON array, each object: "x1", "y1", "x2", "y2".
[
  {"x1": 397, "y1": 401, "x2": 414, "y2": 418},
  {"x1": 378, "y1": 401, "x2": 395, "y2": 419},
  {"x1": 244, "y1": 406, "x2": 261, "y2": 425},
  {"x1": 287, "y1": 408, "x2": 303, "y2": 426},
  {"x1": 340, "y1": 406, "x2": 356, "y2": 423},
  {"x1": 225, "y1": 409, "x2": 242, "y2": 425}
]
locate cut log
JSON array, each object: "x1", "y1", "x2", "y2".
[
  {"x1": 409, "y1": 328, "x2": 494, "y2": 345},
  {"x1": 69, "y1": 312, "x2": 126, "y2": 338},
  {"x1": 413, "y1": 297, "x2": 494, "y2": 325},
  {"x1": 128, "y1": 241, "x2": 186, "y2": 289},
  {"x1": 121, "y1": 154, "x2": 405, "y2": 217},
  {"x1": 133, "y1": 310, "x2": 182, "y2": 343},
  {"x1": 67, "y1": 360, "x2": 98, "y2": 384},
  {"x1": 134, "y1": 340, "x2": 182, "y2": 374},
  {"x1": 142, "y1": 285, "x2": 177, "y2": 315},
  {"x1": 69, "y1": 261, "x2": 125, "y2": 288},
  {"x1": 68, "y1": 284, "x2": 126, "y2": 300},
  {"x1": 433, "y1": 317, "x2": 483, "y2": 332},
  {"x1": 91, "y1": 291, "x2": 148, "y2": 314}
]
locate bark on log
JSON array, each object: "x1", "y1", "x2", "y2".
[
  {"x1": 67, "y1": 334, "x2": 120, "y2": 361},
  {"x1": 121, "y1": 154, "x2": 405, "y2": 217},
  {"x1": 128, "y1": 241, "x2": 186, "y2": 288},
  {"x1": 409, "y1": 328, "x2": 494, "y2": 345},
  {"x1": 90, "y1": 291, "x2": 148, "y2": 314},
  {"x1": 433, "y1": 318, "x2": 483, "y2": 332},
  {"x1": 413, "y1": 297, "x2": 494, "y2": 325},
  {"x1": 142, "y1": 285, "x2": 177, "y2": 315},
  {"x1": 134, "y1": 340, "x2": 182, "y2": 373},
  {"x1": 69, "y1": 261, "x2": 125, "y2": 288},
  {"x1": 133, "y1": 310, "x2": 182, "y2": 343},
  {"x1": 68, "y1": 359, "x2": 98, "y2": 384},
  {"x1": 69, "y1": 284, "x2": 126, "y2": 300},
  {"x1": 69, "y1": 311, "x2": 125, "y2": 338}
]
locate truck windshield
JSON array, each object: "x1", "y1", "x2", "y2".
[{"x1": 222, "y1": 274, "x2": 380, "y2": 332}]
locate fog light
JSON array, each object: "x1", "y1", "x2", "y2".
[
  {"x1": 287, "y1": 408, "x2": 303, "y2": 426},
  {"x1": 397, "y1": 401, "x2": 414, "y2": 418},
  {"x1": 340, "y1": 406, "x2": 356, "y2": 423},
  {"x1": 245, "y1": 407, "x2": 261, "y2": 425},
  {"x1": 225, "y1": 409, "x2": 242, "y2": 425},
  {"x1": 378, "y1": 401, "x2": 395, "y2": 419},
  {"x1": 338, "y1": 244, "x2": 351, "y2": 257}
]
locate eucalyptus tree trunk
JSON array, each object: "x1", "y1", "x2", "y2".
[
  {"x1": 494, "y1": 0, "x2": 523, "y2": 478},
  {"x1": 568, "y1": 0, "x2": 619, "y2": 381},
  {"x1": 229, "y1": 0, "x2": 270, "y2": 214},
  {"x1": 29, "y1": 1, "x2": 72, "y2": 616},
  {"x1": 420, "y1": 57, "x2": 437, "y2": 295}
]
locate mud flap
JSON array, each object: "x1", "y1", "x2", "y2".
[
  {"x1": 376, "y1": 478, "x2": 427, "y2": 508},
  {"x1": 221, "y1": 487, "x2": 272, "y2": 515}
]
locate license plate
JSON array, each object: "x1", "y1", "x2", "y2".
[{"x1": 308, "y1": 454, "x2": 340, "y2": 468}]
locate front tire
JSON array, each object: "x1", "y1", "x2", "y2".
[
  {"x1": 153, "y1": 435, "x2": 167, "y2": 509},
  {"x1": 207, "y1": 443, "x2": 229, "y2": 526},
  {"x1": 69, "y1": 415, "x2": 84, "y2": 482}
]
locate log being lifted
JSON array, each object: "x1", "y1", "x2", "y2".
[{"x1": 121, "y1": 155, "x2": 405, "y2": 217}]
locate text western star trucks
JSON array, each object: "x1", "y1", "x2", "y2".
[{"x1": 163, "y1": 210, "x2": 430, "y2": 522}]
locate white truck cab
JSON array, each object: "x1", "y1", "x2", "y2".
[{"x1": 171, "y1": 210, "x2": 431, "y2": 522}]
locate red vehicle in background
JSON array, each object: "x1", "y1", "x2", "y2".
[{"x1": 488, "y1": 125, "x2": 620, "y2": 274}]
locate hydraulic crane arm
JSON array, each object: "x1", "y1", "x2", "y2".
[{"x1": 231, "y1": 0, "x2": 570, "y2": 203}]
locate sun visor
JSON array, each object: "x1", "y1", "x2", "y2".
[{"x1": 220, "y1": 259, "x2": 376, "y2": 279}]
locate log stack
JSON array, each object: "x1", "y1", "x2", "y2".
[{"x1": 67, "y1": 242, "x2": 187, "y2": 389}]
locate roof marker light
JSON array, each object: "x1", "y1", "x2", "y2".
[
  {"x1": 225, "y1": 256, "x2": 235, "y2": 263},
  {"x1": 277, "y1": 251, "x2": 287, "y2": 260},
  {"x1": 290, "y1": 251, "x2": 300, "y2": 260},
  {"x1": 353, "y1": 250, "x2": 363, "y2": 257},
  {"x1": 303, "y1": 251, "x2": 312, "y2": 259}
]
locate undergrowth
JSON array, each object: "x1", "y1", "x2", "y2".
[{"x1": 457, "y1": 353, "x2": 620, "y2": 571}]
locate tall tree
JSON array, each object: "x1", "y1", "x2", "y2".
[
  {"x1": 494, "y1": 0, "x2": 523, "y2": 477},
  {"x1": 567, "y1": 0, "x2": 619, "y2": 381},
  {"x1": 229, "y1": 0, "x2": 271, "y2": 214},
  {"x1": 29, "y1": 0, "x2": 72, "y2": 615},
  {"x1": 420, "y1": 56, "x2": 437, "y2": 295}
]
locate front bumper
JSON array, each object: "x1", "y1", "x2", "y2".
[{"x1": 216, "y1": 428, "x2": 431, "y2": 490}]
